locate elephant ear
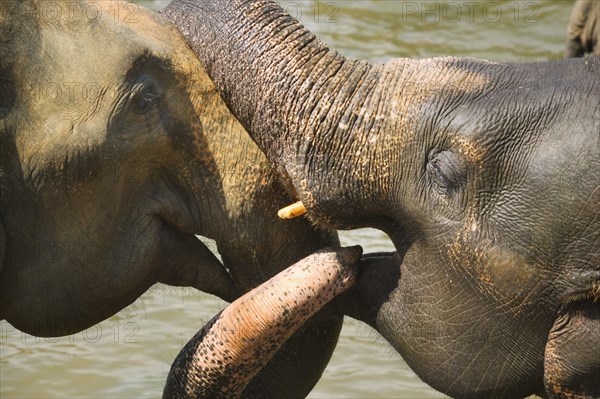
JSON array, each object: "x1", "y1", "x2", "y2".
[{"x1": 544, "y1": 300, "x2": 600, "y2": 398}]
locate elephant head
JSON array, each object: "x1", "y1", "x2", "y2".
[
  {"x1": 1, "y1": 1, "x2": 343, "y2": 395},
  {"x1": 1, "y1": 0, "x2": 236, "y2": 334},
  {"x1": 164, "y1": 0, "x2": 600, "y2": 397}
]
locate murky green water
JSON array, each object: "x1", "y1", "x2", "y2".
[{"x1": 1, "y1": 0, "x2": 574, "y2": 397}]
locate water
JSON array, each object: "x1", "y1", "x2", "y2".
[{"x1": 1, "y1": 0, "x2": 574, "y2": 397}]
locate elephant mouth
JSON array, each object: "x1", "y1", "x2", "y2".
[
  {"x1": 156, "y1": 214, "x2": 203, "y2": 260},
  {"x1": 341, "y1": 250, "x2": 402, "y2": 327},
  {"x1": 154, "y1": 211, "x2": 240, "y2": 302},
  {"x1": 159, "y1": 214, "x2": 195, "y2": 239},
  {"x1": 155, "y1": 205, "x2": 199, "y2": 236}
]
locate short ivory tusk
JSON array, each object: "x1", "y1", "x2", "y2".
[{"x1": 277, "y1": 201, "x2": 307, "y2": 219}]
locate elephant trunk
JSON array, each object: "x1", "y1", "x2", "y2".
[
  {"x1": 162, "y1": 0, "x2": 407, "y2": 228},
  {"x1": 162, "y1": 246, "x2": 361, "y2": 398}
]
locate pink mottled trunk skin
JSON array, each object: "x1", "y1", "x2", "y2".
[{"x1": 163, "y1": 246, "x2": 362, "y2": 398}]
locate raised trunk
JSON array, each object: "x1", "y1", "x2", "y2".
[
  {"x1": 162, "y1": 246, "x2": 361, "y2": 398},
  {"x1": 162, "y1": 0, "x2": 408, "y2": 229},
  {"x1": 163, "y1": 0, "x2": 492, "y2": 234},
  {"x1": 181, "y1": 38, "x2": 345, "y2": 397}
]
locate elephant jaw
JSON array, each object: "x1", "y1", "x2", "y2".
[
  {"x1": 155, "y1": 213, "x2": 240, "y2": 303},
  {"x1": 162, "y1": 246, "x2": 362, "y2": 398}
]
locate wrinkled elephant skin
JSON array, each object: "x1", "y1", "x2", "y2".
[
  {"x1": 163, "y1": 246, "x2": 361, "y2": 398},
  {"x1": 1, "y1": 1, "x2": 343, "y2": 396},
  {"x1": 164, "y1": 0, "x2": 600, "y2": 397}
]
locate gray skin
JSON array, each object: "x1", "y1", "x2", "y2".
[
  {"x1": 566, "y1": 0, "x2": 599, "y2": 57},
  {"x1": 0, "y1": 1, "x2": 343, "y2": 397},
  {"x1": 163, "y1": 1, "x2": 600, "y2": 398},
  {"x1": 163, "y1": 246, "x2": 361, "y2": 399}
]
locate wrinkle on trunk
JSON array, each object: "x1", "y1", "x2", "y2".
[
  {"x1": 163, "y1": 0, "x2": 488, "y2": 231},
  {"x1": 162, "y1": 0, "x2": 398, "y2": 227},
  {"x1": 162, "y1": 246, "x2": 361, "y2": 399},
  {"x1": 172, "y1": 12, "x2": 346, "y2": 396}
]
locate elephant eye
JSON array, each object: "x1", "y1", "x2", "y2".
[
  {"x1": 426, "y1": 150, "x2": 466, "y2": 196},
  {"x1": 130, "y1": 80, "x2": 161, "y2": 115}
]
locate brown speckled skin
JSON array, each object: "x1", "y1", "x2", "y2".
[
  {"x1": 1, "y1": 1, "x2": 345, "y2": 396},
  {"x1": 163, "y1": 246, "x2": 361, "y2": 399},
  {"x1": 164, "y1": 0, "x2": 600, "y2": 397}
]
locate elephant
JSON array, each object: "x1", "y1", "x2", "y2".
[
  {"x1": 0, "y1": 1, "x2": 349, "y2": 396},
  {"x1": 163, "y1": 0, "x2": 600, "y2": 398},
  {"x1": 566, "y1": 0, "x2": 600, "y2": 57}
]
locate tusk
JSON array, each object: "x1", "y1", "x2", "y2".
[{"x1": 277, "y1": 201, "x2": 307, "y2": 219}]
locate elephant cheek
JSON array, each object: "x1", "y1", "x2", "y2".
[{"x1": 163, "y1": 246, "x2": 361, "y2": 398}]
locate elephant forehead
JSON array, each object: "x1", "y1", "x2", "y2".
[
  {"x1": 381, "y1": 57, "x2": 492, "y2": 119},
  {"x1": 339, "y1": 58, "x2": 493, "y2": 193},
  {"x1": 96, "y1": 1, "x2": 208, "y2": 78},
  {"x1": 12, "y1": 9, "x2": 137, "y2": 175},
  {"x1": 9, "y1": 1, "x2": 211, "y2": 176},
  {"x1": 365, "y1": 58, "x2": 493, "y2": 163}
]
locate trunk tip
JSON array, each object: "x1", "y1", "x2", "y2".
[{"x1": 338, "y1": 245, "x2": 363, "y2": 266}]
